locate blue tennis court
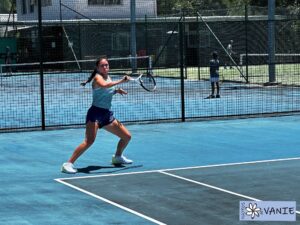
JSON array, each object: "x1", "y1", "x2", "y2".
[
  {"x1": 1, "y1": 115, "x2": 300, "y2": 224},
  {"x1": 2, "y1": 4, "x2": 300, "y2": 224}
]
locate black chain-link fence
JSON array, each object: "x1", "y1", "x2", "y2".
[{"x1": 0, "y1": 4, "x2": 300, "y2": 131}]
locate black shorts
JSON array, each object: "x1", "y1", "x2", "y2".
[{"x1": 86, "y1": 105, "x2": 115, "y2": 128}]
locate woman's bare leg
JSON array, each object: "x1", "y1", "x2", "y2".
[
  {"x1": 105, "y1": 119, "x2": 131, "y2": 156},
  {"x1": 68, "y1": 121, "x2": 99, "y2": 163}
]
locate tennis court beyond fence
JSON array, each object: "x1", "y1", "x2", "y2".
[
  {"x1": 0, "y1": 60, "x2": 300, "y2": 131},
  {"x1": 1, "y1": 6, "x2": 300, "y2": 132}
]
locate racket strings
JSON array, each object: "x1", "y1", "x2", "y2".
[{"x1": 140, "y1": 74, "x2": 156, "y2": 91}]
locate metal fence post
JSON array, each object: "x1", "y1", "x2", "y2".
[
  {"x1": 179, "y1": 15, "x2": 185, "y2": 122},
  {"x1": 38, "y1": 0, "x2": 45, "y2": 130}
]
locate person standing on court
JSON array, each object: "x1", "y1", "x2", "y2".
[
  {"x1": 224, "y1": 40, "x2": 234, "y2": 69},
  {"x1": 61, "y1": 57, "x2": 132, "y2": 174},
  {"x1": 206, "y1": 51, "x2": 220, "y2": 99}
]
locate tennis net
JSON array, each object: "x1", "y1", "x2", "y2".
[{"x1": 0, "y1": 56, "x2": 152, "y2": 77}]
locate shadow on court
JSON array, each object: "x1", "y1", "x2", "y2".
[{"x1": 76, "y1": 164, "x2": 143, "y2": 174}]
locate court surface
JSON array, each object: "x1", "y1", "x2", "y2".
[{"x1": 1, "y1": 115, "x2": 300, "y2": 225}]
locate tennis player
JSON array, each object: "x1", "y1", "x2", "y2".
[
  {"x1": 206, "y1": 51, "x2": 220, "y2": 99},
  {"x1": 61, "y1": 57, "x2": 132, "y2": 174}
]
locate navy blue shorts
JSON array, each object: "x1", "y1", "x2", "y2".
[{"x1": 86, "y1": 105, "x2": 115, "y2": 128}]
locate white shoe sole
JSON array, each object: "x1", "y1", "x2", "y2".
[
  {"x1": 61, "y1": 167, "x2": 77, "y2": 174},
  {"x1": 111, "y1": 159, "x2": 133, "y2": 165}
]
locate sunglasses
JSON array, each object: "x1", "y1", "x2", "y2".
[{"x1": 100, "y1": 64, "x2": 109, "y2": 68}]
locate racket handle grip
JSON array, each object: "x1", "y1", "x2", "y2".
[{"x1": 125, "y1": 76, "x2": 133, "y2": 81}]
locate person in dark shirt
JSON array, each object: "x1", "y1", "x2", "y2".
[{"x1": 206, "y1": 51, "x2": 220, "y2": 99}]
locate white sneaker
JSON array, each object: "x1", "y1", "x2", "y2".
[
  {"x1": 61, "y1": 162, "x2": 77, "y2": 174},
  {"x1": 112, "y1": 155, "x2": 133, "y2": 165}
]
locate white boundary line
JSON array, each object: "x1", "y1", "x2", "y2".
[
  {"x1": 163, "y1": 169, "x2": 300, "y2": 214},
  {"x1": 55, "y1": 178, "x2": 167, "y2": 225},
  {"x1": 158, "y1": 171, "x2": 300, "y2": 215},
  {"x1": 159, "y1": 170, "x2": 260, "y2": 201},
  {"x1": 56, "y1": 157, "x2": 300, "y2": 181},
  {"x1": 55, "y1": 157, "x2": 300, "y2": 222}
]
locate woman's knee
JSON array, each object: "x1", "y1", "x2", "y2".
[
  {"x1": 123, "y1": 133, "x2": 131, "y2": 143},
  {"x1": 85, "y1": 137, "x2": 96, "y2": 146}
]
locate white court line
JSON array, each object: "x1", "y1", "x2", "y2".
[
  {"x1": 56, "y1": 157, "x2": 300, "y2": 181},
  {"x1": 158, "y1": 170, "x2": 300, "y2": 215},
  {"x1": 55, "y1": 178, "x2": 167, "y2": 225},
  {"x1": 55, "y1": 157, "x2": 300, "y2": 223},
  {"x1": 159, "y1": 170, "x2": 260, "y2": 200},
  {"x1": 161, "y1": 157, "x2": 300, "y2": 172}
]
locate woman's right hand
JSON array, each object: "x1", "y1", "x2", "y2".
[{"x1": 123, "y1": 75, "x2": 131, "y2": 82}]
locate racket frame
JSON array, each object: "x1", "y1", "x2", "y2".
[{"x1": 128, "y1": 73, "x2": 156, "y2": 92}]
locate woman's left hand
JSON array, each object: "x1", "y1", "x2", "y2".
[{"x1": 116, "y1": 88, "x2": 128, "y2": 96}]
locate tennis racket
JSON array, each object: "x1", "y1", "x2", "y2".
[{"x1": 126, "y1": 72, "x2": 156, "y2": 92}]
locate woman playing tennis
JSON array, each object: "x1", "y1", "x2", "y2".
[{"x1": 61, "y1": 57, "x2": 132, "y2": 174}]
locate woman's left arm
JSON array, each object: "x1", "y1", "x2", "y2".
[{"x1": 115, "y1": 88, "x2": 127, "y2": 96}]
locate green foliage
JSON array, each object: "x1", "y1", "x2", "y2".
[
  {"x1": 157, "y1": 0, "x2": 300, "y2": 15},
  {"x1": 0, "y1": 0, "x2": 13, "y2": 13}
]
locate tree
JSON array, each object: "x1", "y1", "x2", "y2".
[
  {"x1": 157, "y1": 0, "x2": 178, "y2": 15},
  {"x1": 0, "y1": 0, "x2": 13, "y2": 13},
  {"x1": 157, "y1": 0, "x2": 228, "y2": 15},
  {"x1": 157, "y1": 0, "x2": 299, "y2": 16}
]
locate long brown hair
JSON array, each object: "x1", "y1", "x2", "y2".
[{"x1": 83, "y1": 57, "x2": 107, "y2": 85}]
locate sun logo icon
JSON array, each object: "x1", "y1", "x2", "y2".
[{"x1": 245, "y1": 203, "x2": 262, "y2": 219}]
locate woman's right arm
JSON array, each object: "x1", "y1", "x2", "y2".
[{"x1": 94, "y1": 75, "x2": 129, "y2": 88}]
